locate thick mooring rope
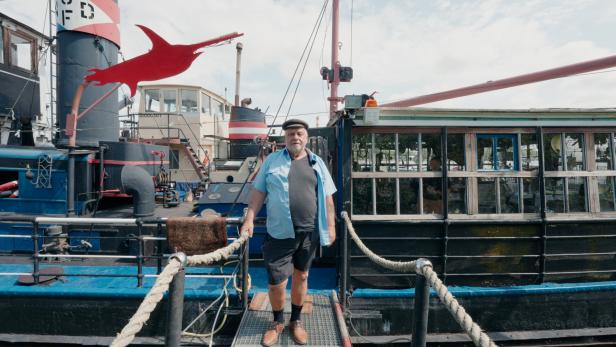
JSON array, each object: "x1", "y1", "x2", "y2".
[
  {"x1": 109, "y1": 232, "x2": 250, "y2": 347},
  {"x1": 341, "y1": 212, "x2": 498, "y2": 347}
]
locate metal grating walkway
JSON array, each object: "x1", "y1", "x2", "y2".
[{"x1": 232, "y1": 292, "x2": 344, "y2": 347}]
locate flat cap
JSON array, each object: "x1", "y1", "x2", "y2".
[{"x1": 282, "y1": 118, "x2": 309, "y2": 130}]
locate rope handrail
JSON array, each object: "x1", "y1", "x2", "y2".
[
  {"x1": 109, "y1": 232, "x2": 250, "y2": 347},
  {"x1": 341, "y1": 212, "x2": 498, "y2": 347}
]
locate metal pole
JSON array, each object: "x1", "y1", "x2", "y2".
[
  {"x1": 329, "y1": 0, "x2": 341, "y2": 120},
  {"x1": 412, "y1": 259, "x2": 431, "y2": 347},
  {"x1": 234, "y1": 43, "x2": 243, "y2": 107},
  {"x1": 136, "y1": 220, "x2": 144, "y2": 287},
  {"x1": 241, "y1": 237, "x2": 249, "y2": 309},
  {"x1": 165, "y1": 268, "x2": 185, "y2": 347},
  {"x1": 67, "y1": 148, "x2": 75, "y2": 215},
  {"x1": 32, "y1": 222, "x2": 40, "y2": 284}
]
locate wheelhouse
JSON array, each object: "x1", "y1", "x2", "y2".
[{"x1": 340, "y1": 105, "x2": 616, "y2": 288}]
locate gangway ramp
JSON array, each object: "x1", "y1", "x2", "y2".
[{"x1": 232, "y1": 291, "x2": 350, "y2": 347}]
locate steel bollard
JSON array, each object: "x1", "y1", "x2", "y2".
[
  {"x1": 412, "y1": 259, "x2": 431, "y2": 347},
  {"x1": 166, "y1": 253, "x2": 187, "y2": 347}
]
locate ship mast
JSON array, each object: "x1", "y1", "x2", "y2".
[{"x1": 328, "y1": 0, "x2": 341, "y2": 120}]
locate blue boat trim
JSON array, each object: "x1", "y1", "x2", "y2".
[{"x1": 0, "y1": 264, "x2": 336, "y2": 299}]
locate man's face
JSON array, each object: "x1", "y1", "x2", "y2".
[{"x1": 284, "y1": 127, "x2": 308, "y2": 155}]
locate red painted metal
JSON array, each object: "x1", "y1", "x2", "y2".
[
  {"x1": 85, "y1": 25, "x2": 243, "y2": 96},
  {"x1": 0, "y1": 180, "x2": 18, "y2": 192},
  {"x1": 381, "y1": 54, "x2": 616, "y2": 107}
]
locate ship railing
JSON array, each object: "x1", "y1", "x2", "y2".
[
  {"x1": 0, "y1": 216, "x2": 251, "y2": 288},
  {"x1": 341, "y1": 212, "x2": 498, "y2": 347}
]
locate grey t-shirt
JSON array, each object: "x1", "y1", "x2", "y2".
[{"x1": 288, "y1": 155, "x2": 318, "y2": 233}]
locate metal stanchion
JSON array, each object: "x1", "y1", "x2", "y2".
[
  {"x1": 241, "y1": 238, "x2": 249, "y2": 309},
  {"x1": 166, "y1": 253, "x2": 187, "y2": 347},
  {"x1": 412, "y1": 259, "x2": 431, "y2": 347}
]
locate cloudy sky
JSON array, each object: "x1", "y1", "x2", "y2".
[{"x1": 3, "y1": 0, "x2": 616, "y2": 126}]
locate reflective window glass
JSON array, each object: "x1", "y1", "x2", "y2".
[
  {"x1": 374, "y1": 134, "x2": 396, "y2": 172},
  {"x1": 478, "y1": 177, "x2": 496, "y2": 213},
  {"x1": 144, "y1": 89, "x2": 160, "y2": 112},
  {"x1": 598, "y1": 176, "x2": 615, "y2": 212},
  {"x1": 496, "y1": 137, "x2": 515, "y2": 170},
  {"x1": 521, "y1": 134, "x2": 538, "y2": 171},
  {"x1": 376, "y1": 178, "x2": 396, "y2": 214},
  {"x1": 352, "y1": 179, "x2": 373, "y2": 214},
  {"x1": 9, "y1": 32, "x2": 33, "y2": 71},
  {"x1": 543, "y1": 133, "x2": 563, "y2": 171},
  {"x1": 500, "y1": 177, "x2": 519, "y2": 213},
  {"x1": 212, "y1": 99, "x2": 224, "y2": 119},
  {"x1": 0, "y1": 28, "x2": 4, "y2": 64},
  {"x1": 421, "y1": 134, "x2": 441, "y2": 171},
  {"x1": 398, "y1": 134, "x2": 419, "y2": 172},
  {"x1": 352, "y1": 134, "x2": 373, "y2": 172},
  {"x1": 180, "y1": 89, "x2": 199, "y2": 113},
  {"x1": 594, "y1": 133, "x2": 612, "y2": 170},
  {"x1": 423, "y1": 178, "x2": 442, "y2": 214},
  {"x1": 565, "y1": 133, "x2": 584, "y2": 171},
  {"x1": 477, "y1": 137, "x2": 494, "y2": 170},
  {"x1": 522, "y1": 178, "x2": 539, "y2": 213},
  {"x1": 201, "y1": 93, "x2": 211, "y2": 114},
  {"x1": 545, "y1": 178, "x2": 565, "y2": 213},
  {"x1": 447, "y1": 134, "x2": 465, "y2": 171},
  {"x1": 163, "y1": 90, "x2": 177, "y2": 112},
  {"x1": 448, "y1": 178, "x2": 466, "y2": 213},
  {"x1": 399, "y1": 178, "x2": 419, "y2": 214},
  {"x1": 568, "y1": 177, "x2": 587, "y2": 212}
]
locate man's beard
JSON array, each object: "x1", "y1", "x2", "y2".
[{"x1": 287, "y1": 143, "x2": 304, "y2": 155}]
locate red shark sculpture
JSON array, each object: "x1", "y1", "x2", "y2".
[{"x1": 85, "y1": 25, "x2": 243, "y2": 96}]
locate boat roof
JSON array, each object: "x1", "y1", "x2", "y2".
[
  {"x1": 352, "y1": 107, "x2": 616, "y2": 127},
  {"x1": 0, "y1": 13, "x2": 50, "y2": 41}
]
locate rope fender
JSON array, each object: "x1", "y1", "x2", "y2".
[
  {"x1": 110, "y1": 232, "x2": 250, "y2": 347},
  {"x1": 341, "y1": 212, "x2": 498, "y2": 347}
]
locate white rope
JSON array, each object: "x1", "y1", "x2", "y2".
[
  {"x1": 109, "y1": 232, "x2": 250, "y2": 347},
  {"x1": 341, "y1": 212, "x2": 416, "y2": 272},
  {"x1": 341, "y1": 212, "x2": 498, "y2": 347}
]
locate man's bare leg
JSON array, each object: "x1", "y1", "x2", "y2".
[
  {"x1": 269, "y1": 279, "x2": 287, "y2": 311},
  {"x1": 291, "y1": 269, "x2": 308, "y2": 306}
]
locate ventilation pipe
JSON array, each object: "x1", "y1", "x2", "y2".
[
  {"x1": 121, "y1": 166, "x2": 155, "y2": 217},
  {"x1": 234, "y1": 42, "x2": 243, "y2": 107}
]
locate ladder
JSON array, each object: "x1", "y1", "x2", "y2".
[
  {"x1": 231, "y1": 291, "x2": 350, "y2": 347},
  {"x1": 180, "y1": 138, "x2": 208, "y2": 181}
]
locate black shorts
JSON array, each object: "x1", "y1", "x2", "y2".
[{"x1": 262, "y1": 232, "x2": 317, "y2": 285}]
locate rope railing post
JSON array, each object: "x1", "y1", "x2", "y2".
[
  {"x1": 165, "y1": 252, "x2": 187, "y2": 347},
  {"x1": 241, "y1": 236, "x2": 249, "y2": 310},
  {"x1": 32, "y1": 221, "x2": 40, "y2": 284},
  {"x1": 412, "y1": 259, "x2": 432, "y2": 347},
  {"x1": 340, "y1": 212, "x2": 499, "y2": 347}
]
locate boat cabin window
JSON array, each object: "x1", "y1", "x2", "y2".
[
  {"x1": 543, "y1": 132, "x2": 587, "y2": 213},
  {"x1": 180, "y1": 89, "x2": 199, "y2": 114},
  {"x1": 144, "y1": 89, "x2": 161, "y2": 112},
  {"x1": 0, "y1": 27, "x2": 4, "y2": 64},
  {"x1": 8, "y1": 30, "x2": 35, "y2": 72},
  {"x1": 169, "y1": 149, "x2": 180, "y2": 169},
  {"x1": 594, "y1": 133, "x2": 616, "y2": 212},
  {"x1": 201, "y1": 93, "x2": 211, "y2": 114},
  {"x1": 212, "y1": 99, "x2": 223, "y2": 120},
  {"x1": 162, "y1": 90, "x2": 177, "y2": 113},
  {"x1": 477, "y1": 134, "x2": 518, "y2": 170}
]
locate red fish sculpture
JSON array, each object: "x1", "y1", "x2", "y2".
[{"x1": 85, "y1": 25, "x2": 243, "y2": 96}]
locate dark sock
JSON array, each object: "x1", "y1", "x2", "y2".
[
  {"x1": 290, "y1": 304, "x2": 303, "y2": 322},
  {"x1": 273, "y1": 309, "x2": 284, "y2": 324}
]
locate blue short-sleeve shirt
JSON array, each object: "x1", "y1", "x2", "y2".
[{"x1": 252, "y1": 148, "x2": 336, "y2": 246}]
